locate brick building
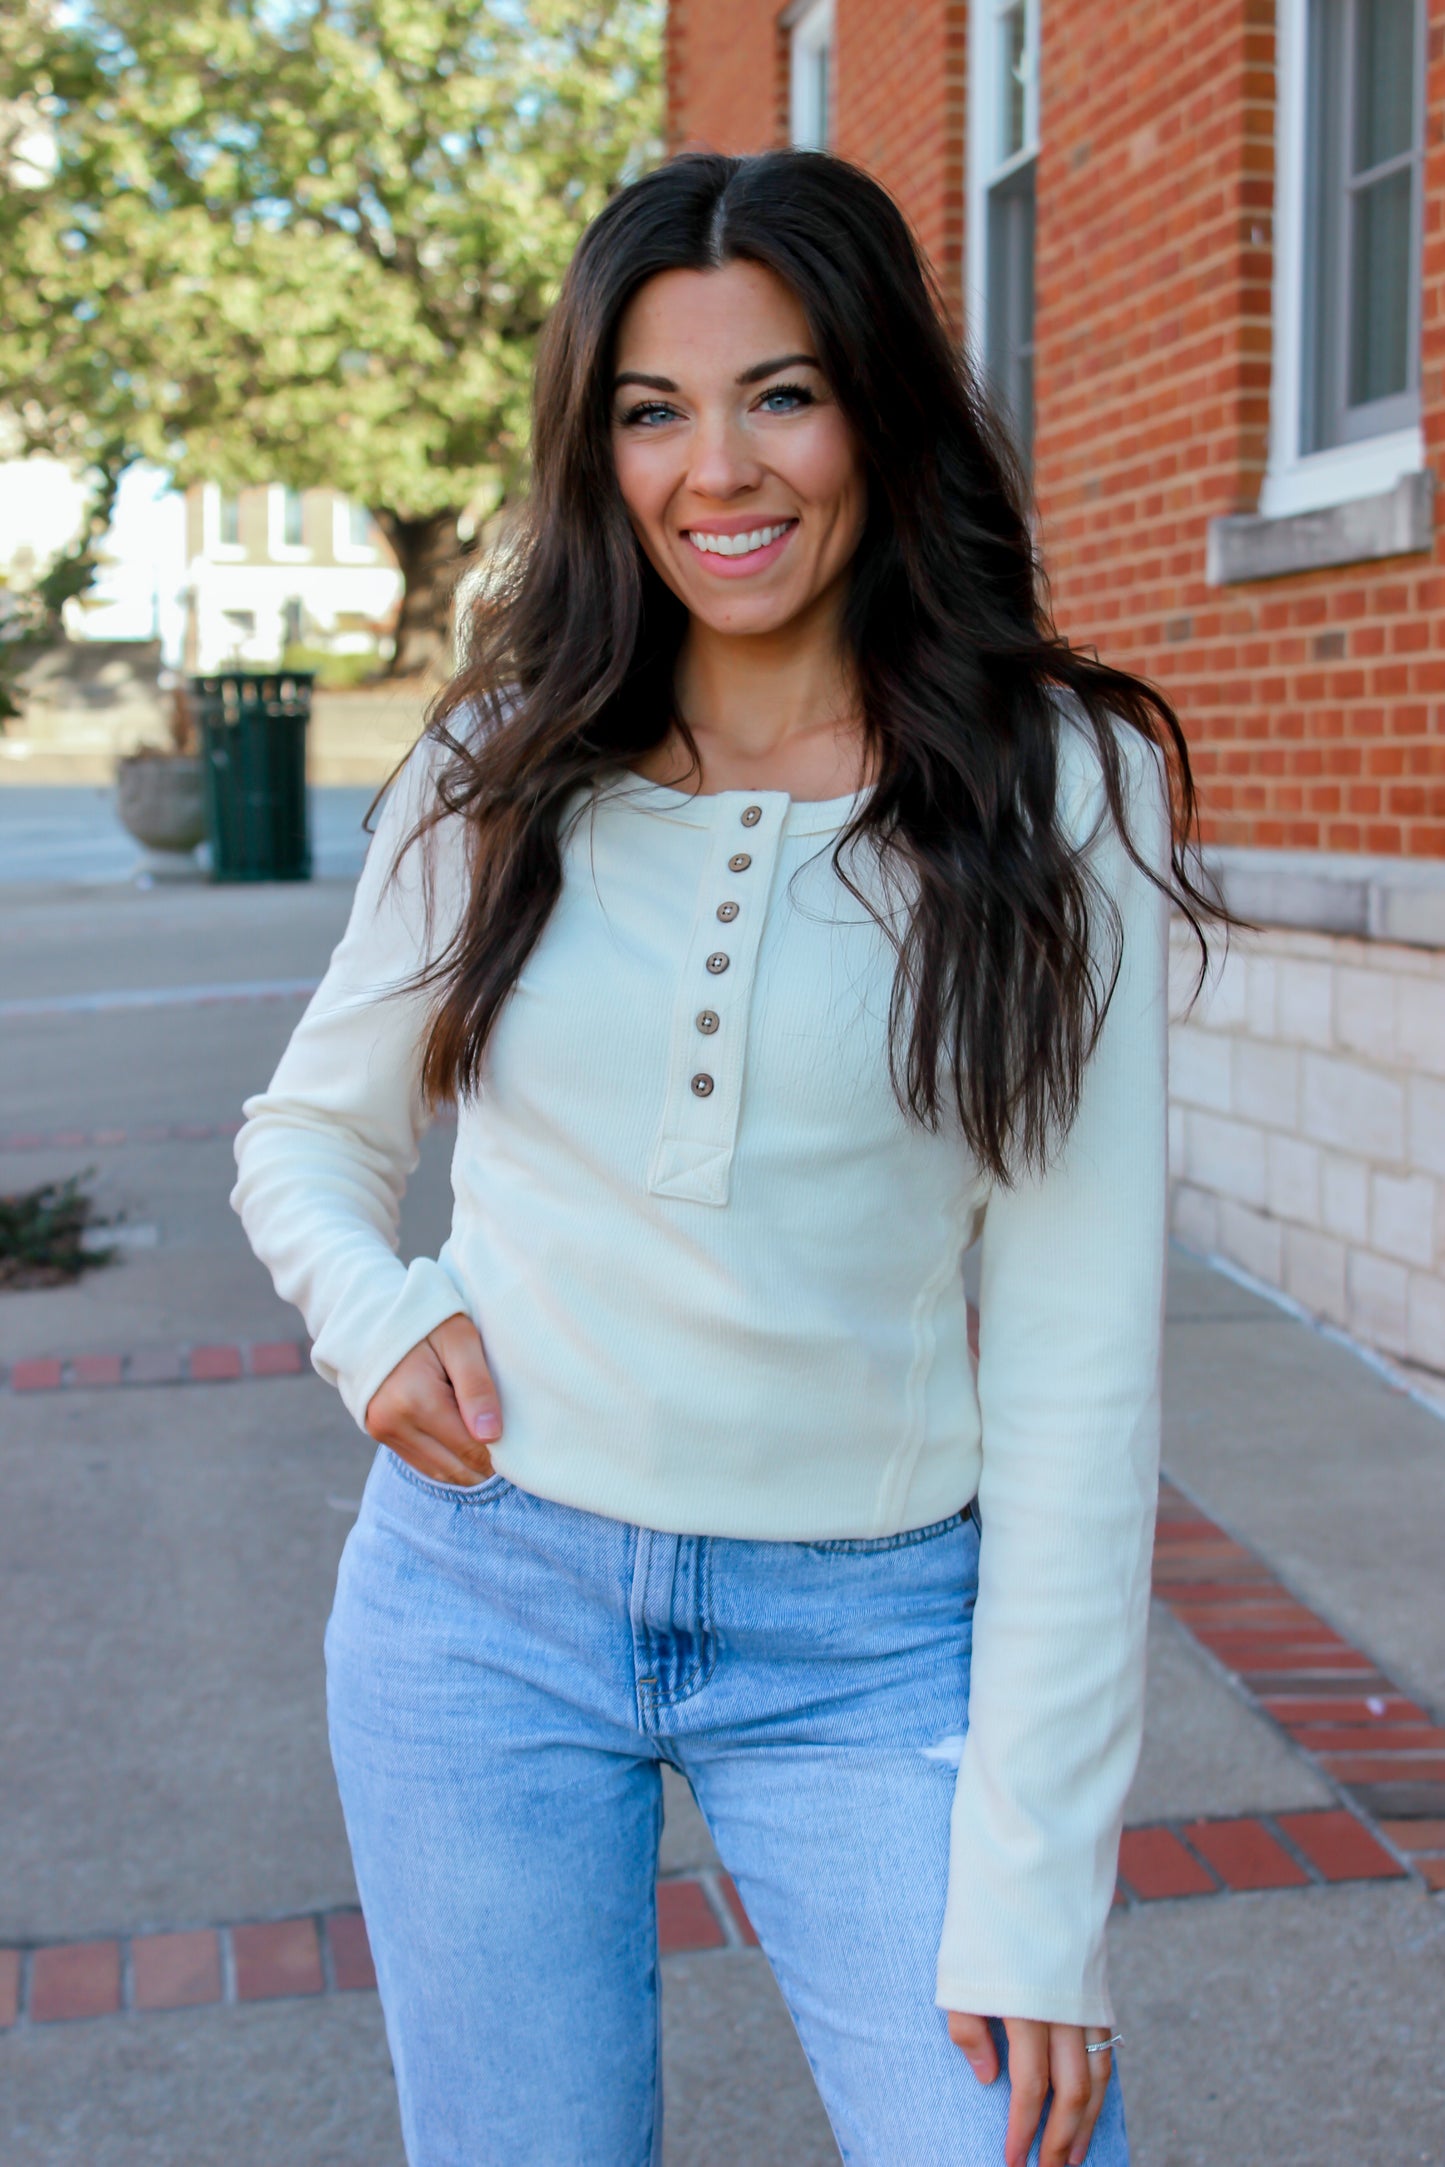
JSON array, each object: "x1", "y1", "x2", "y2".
[{"x1": 666, "y1": 0, "x2": 1445, "y2": 1391}]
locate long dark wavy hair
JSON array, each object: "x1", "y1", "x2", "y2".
[{"x1": 397, "y1": 148, "x2": 1225, "y2": 1183}]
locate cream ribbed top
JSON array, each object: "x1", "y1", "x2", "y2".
[{"x1": 231, "y1": 703, "x2": 1170, "y2": 2026}]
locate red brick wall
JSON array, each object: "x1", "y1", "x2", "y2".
[
  {"x1": 1039, "y1": 0, "x2": 1444, "y2": 857},
  {"x1": 666, "y1": 0, "x2": 788, "y2": 157},
  {"x1": 669, "y1": 0, "x2": 1445, "y2": 857},
  {"x1": 835, "y1": 0, "x2": 969, "y2": 325}
]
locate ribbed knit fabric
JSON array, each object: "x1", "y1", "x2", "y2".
[{"x1": 230, "y1": 700, "x2": 1170, "y2": 2026}]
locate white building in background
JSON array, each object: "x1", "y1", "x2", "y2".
[
  {"x1": 0, "y1": 457, "x2": 403, "y2": 676},
  {"x1": 178, "y1": 481, "x2": 402, "y2": 675}
]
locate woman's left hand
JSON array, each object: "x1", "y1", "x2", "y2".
[{"x1": 946, "y1": 2010, "x2": 1113, "y2": 2167}]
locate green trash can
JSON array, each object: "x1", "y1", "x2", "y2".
[{"x1": 192, "y1": 670, "x2": 314, "y2": 882}]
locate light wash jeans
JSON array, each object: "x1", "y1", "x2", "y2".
[{"x1": 326, "y1": 1447, "x2": 1129, "y2": 2167}]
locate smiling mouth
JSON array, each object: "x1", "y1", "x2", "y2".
[{"x1": 684, "y1": 520, "x2": 797, "y2": 560}]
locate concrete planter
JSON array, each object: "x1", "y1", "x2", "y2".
[{"x1": 114, "y1": 752, "x2": 208, "y2": 880}]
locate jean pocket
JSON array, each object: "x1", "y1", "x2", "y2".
[
  {"x1": 382, "y1": 1450, "x2": 512, "y2": 1506},
  {"x1": 802, "y1": 1504, "x2": 974, "y2": 1555}
]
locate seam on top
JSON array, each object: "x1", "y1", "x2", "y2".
[{"x1": 873, "y1": 1196, "x2": 976, "y2": 1528}]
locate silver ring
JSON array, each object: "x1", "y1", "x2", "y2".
[{"x1": 1084, "y1": 2034, "x2": 1123, "y2": 2056}]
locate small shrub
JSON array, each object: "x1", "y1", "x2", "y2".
[{"x1": 0, "y1": 1173, "x2": 114, "y2": 1290}]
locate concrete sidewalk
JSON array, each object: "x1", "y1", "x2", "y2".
[{"x1": 1, "y1": 864, "x2": 1442, "y2": 2165}]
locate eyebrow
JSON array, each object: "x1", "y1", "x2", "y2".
[{"x1": 612, "y1": 352, "x2": 821, "y2": 394}]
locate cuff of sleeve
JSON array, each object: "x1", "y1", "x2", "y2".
[
  {"x1": 934, "y1": 1962, "x2": 1115, "y2": 2032},
  {"x1": 934, "y1": 1850, "x2": 1117, "y2": 2028},
  {"x1": 312, "y1": 1255, "x2": 472, "y2": 1431}
]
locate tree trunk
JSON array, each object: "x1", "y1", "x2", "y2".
[{"x1": 374, "y1": 509, "x2": 472, "y2": 679}]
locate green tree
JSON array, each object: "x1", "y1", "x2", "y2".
[{"x1": 0, "y1": 0, "x2": 661, "y2": 674}]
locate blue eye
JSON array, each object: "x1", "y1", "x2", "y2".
[
  {"x1": 758, "y1": 382, "x2": 815, "y2": 413},
  {"x1": 620, "y1": 401, "x2": 679, "y2": 427}
]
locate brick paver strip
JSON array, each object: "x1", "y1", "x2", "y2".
[
  {"x1": 1320, "y1": 1754, "x2": 1445, "y2": 1784},
  {"x1": 0, "y1": 1818, "x2": 1420, "y2": 2034},
  {"x1": 1117, "y1": 1828, "x2": 1218, "y2": 1901},
  {"x1": 72, "y1": 1354, "x2": 123, "y2": 1387},
  {"x1": 1276, "y1": 1811, "x2": 1405, "y2": 1884},
  {"x1": 325, "y1": 1911, "x2": 377, "y2": 1992},
  {"x1": 1380, "y1": 1818, "x2": 1445, "y2": 1853},
  {"x1": 1183, "y1": 1817, "x2": 1311, "y2": 1891},
  {"x1": 29, "y1": 1940, "x2": 122, "y2": 2023},
  {"x1": 249, "y1": 1339, "x2": 305, "y2": 1377},
  {"x1": 132, "y1": 1930, "x2": 224, "y2": 2011},
  {"x1": 657, "y1": 1878, "x2": 726, "y2": 1954},
  {"x1": 1154, "y1": 1478, "x2": 1445, "y2": 1860},
  {"x1": 124, "y1": 1347, "x2": 188, "y2": 1385},
  {"x1": 3, "y1": 1340, "x2": 313, "y2": 1394},
  {"x1": 232, "y1": 1918, "x2": 324, "y2": 2001},
  {"x1": 188, "y1": 1344, "x2": 244, "y2": 1382},
  {"x1": 10, "y1": 1359, "x2": 63, "y2": 1392}
]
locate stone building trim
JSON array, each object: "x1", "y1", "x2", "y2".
[
  {"x1": 1201, "y1": 846, "x2": 1445, "y2": 952},
  {"x1": 1204, "y1": 470, "x2": 1436, "y2": 587}
]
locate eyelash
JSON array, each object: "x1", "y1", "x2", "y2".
[{"x1": 619, "y1": 382, "x2": 818, "y2": 428}]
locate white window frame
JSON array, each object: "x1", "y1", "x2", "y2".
[
  {"x1": 1260, "y1": 0, "x2": 1425, "y2": 518},
  {"x1": 965, "y1": 0, "x2": 1040, "y2": 417},
  {"x1": 267, "y1": 483, "x2": 311, "y2": 563},
  {"x1": 788, "y1": 0, "x2": 834, "y2": 151},
  {"x1": 332, "y1": 494, "x2": 379, "y2": 565},
  {"x1": 202, "y1": 483, "x2": 245, "y2": 562}
]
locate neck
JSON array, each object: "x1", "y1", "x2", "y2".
[{"x1": 662, "y1": 585, "x2": 867, "y2": 798}]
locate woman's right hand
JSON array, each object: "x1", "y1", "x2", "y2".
[{"x1": 364, "y1": 1313, "x2": 503, "y2": 1487}]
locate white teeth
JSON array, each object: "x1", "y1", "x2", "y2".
[{"x1": 687, "y1": 522, "x2": 791, "y2": 558}]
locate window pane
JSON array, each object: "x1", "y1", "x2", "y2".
[
  {"x1": 348, "y1": 500, "x2": 373, "y2": 547},
  {"x1": 986, "y1": 160, "x2": 1036, "y2": 464},
  {"x1": 813, "y1": 46, "x2": 830, "y2": 149},
  {"x1": 1349, "y1": 166, "x2": 1413, "y2": 403},
  {"x1": 999, "y1": 1, "x2": 1027, "y2": 161},
  {"x1": 283, "y1": 489, "x2": 304, "y2": 546},
  {"x1": 790, "y1": 11, "x2": 831, "y2": 151},
  {"x1": 1353, "y1": 0, "x2": 1415, "y2": 173},
  {"x1": 218, "y1": 493, "x2": 240, "y2": 546}
]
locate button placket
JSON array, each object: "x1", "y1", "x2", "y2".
[{"x1": 646, "y1": 793, "x2": 786, "y2": 1206}]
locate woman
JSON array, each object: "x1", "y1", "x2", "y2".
[{"x1": 233, "y1": 150, "x2": 1219, "y2": 2167}]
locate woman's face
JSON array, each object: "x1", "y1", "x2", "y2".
[{"x1": 609, "y1": 258, "x2": 867, "y2": 638}]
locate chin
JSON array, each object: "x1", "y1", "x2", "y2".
[{"x1": 687, "y1": 590, "x2": 800, "y2": 636}]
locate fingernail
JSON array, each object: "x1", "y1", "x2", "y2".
[{"x1": 469, "y1": 1409, "x2": 501, "y2": 1442}]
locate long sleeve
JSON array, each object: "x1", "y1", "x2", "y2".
[
  {"x1": 230, "y1": 735, "x2": 472, "y2": 1429},
  {"x1": 935, "y1": 720, "x2": 1171, "y2": 2027}
]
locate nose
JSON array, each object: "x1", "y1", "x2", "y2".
[{"x1": 685, "y1": 410, "x2": 763, "y2": 501}]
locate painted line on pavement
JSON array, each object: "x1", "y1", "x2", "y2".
[
  {"x1": 0, "y1": 1119, "x2": 243, "y2": 1154},
  {"x1": 0, "y1": 979, "x2": 318, "y2": 1021}
]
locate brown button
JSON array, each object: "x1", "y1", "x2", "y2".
[
  {"x1": 695, "y1": 1009, "x2": 719, "y2": 1034},
  {"x1": 740, "y1": 805, "x2": 762, "y2": 827},
  {"x1": 716, "y1": 900, "x2": 739, "y2": 922},
  {"x1": 690, "y1": 1072, "x2": 715, "y2": 1097},
  {"x1": 728, "y1": 852, "x2": 752, "y2": 872},
  {"x1": 706, "y1": 952, "x2": 730, "y2": 974}
]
